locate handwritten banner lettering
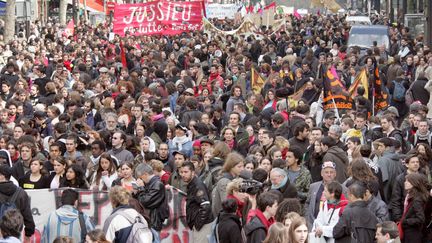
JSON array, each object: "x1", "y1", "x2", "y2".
[
  {"x1": 113, "y1": 1, "x2": 204, "y2": 36},
  {"x1": 27, "y1": 187, "x2": 191, "y2": 243},
  {"x1": 206, "y1": 4, "x2": 241, "y2": 19}
]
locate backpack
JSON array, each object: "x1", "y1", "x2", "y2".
[
  {"x1": 392, "y1": 80, "x2": 406, "y2": 102},
  {"x1": 78, "y1": 212, "x2": 87, "y2": 243},
  {"x1": 389, "y1": 130, "x2": 411, "y2": 153},
  {"x1": 203, "y1": 165, "x2": 222, "y2": 193},
  {"x1": 207, "y1": 217, "x2": 220, "y2": 243},
  {"x1": 112, "y1": 211, "x2": 153, "y2": 243},
  {"x1": 405, "y1": 82, "x2": 414, "y2": 106},
  {"x1": 211, "y1": 177, "x2": 230, "y2": 216},
  {"x1": 0, "y1": 188, "x2": 21, "y2": 219}
]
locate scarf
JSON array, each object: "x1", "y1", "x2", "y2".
[
  {"x1": 255, "y1": 209, "x2": 272, "y2": 232},
  {"x1": 271, "y1": 175, "x2": 288, "y2": 190},
  {"x1": 226, "y1": 140, "x2": 235, "y2": 149},
  {"x1": 416, "y1": 130, "x2": 431, "y2": 141},
  {"x1": 152, "y1": 113, "x2": 164, "y2": 121},
  {"x1": 111, "y1": 146, "x2": 124, "y2": 155},
  {"x1": 227, "y1": 194, "x2": 245, "y2": 218},
  {"x1": 327, "y1": 199, "x2": 340, "y2": 206},
  {"x1": 249, "y1": 135, "x2": 255, "y2": 146},
  {"x1": 172, "y1": 135, "x2": 191, "y2": 151},
  {"x1": 209, "y1": 72, "x2": 220, "y2": 81}
]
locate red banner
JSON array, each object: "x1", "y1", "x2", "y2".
[{"x1": 113, "y1": 1, "x2": 204, "y2": 36}]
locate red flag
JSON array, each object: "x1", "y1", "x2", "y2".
[
  {"x1": 264, "y1": 2, "x2": 276, "y2": 10},
  {"x1": 63, "y1": 20, "x2": 74, "y2": 37},
  {"x1": 293, "y1": 10, "x2": 302, "y2": 20},
  {"x1": 120, "y1": 42, "x2": 127, "y2": 68},
  {"x1": 246, "y1": 5, "x2": 254, "y2": 13}
]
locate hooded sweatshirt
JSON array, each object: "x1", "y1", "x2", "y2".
[
  {"x1": 0, "y1": 181, "x2": 35, "y2": 237},
  {"x1": 0, "y1": 149, "x2": 18, "y2": 186},
  {"x1": 0, "y1": 236, "x2": 21, "y2": 243},
  {"x1": 41, "y1": 205, "x2": 95, "y2": 243},
  {"x1": 378, "y1": 149, "x2": 405, "y2": 203}
]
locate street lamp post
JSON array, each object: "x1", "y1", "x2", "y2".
[{"x1": 427, "y1": 0, "x2": 432, "y2": 47}]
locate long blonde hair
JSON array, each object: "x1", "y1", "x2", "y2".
[{"x1": 263, "y1": 222, "x2": 288, "y2": 243}]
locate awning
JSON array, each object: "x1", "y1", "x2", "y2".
[{"x1": 67, "y1": 0, "x2": 104, "y2": 13}]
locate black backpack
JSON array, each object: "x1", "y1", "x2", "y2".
[
  {"x1": 0, "y1": 188, "x2": 21, "y2": 219},
  {"x1": 78, "y1": 212, "x2": 87, "y2": 243}
]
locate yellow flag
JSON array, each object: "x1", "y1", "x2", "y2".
[
  {"x1": 251, "y1": 67, "x2": 266, "y2": 95},
  {"x1": 348, "y1": 68, "x2": 368, "y2": 99}
]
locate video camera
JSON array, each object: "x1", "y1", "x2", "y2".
[{"x1": 239, "y1": 179, "x2": 264, "y2": 195}]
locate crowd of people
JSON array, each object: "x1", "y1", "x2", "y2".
[{"x1": 0, "y1": 8, "x2": 431, "y2": 243}]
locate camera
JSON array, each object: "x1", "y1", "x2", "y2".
[
  {"x1": 73, "y1": 123, "x2": 90, "y2": 141},
  {"x1": 239, "y1": 179, "x2": 263, "y2": 195}
]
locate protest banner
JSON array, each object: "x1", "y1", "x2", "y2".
[
  {"x1": 323, "y1": 67, "x2": 353, "y2": 111},
  {"x1": 372, "y1": 66, "x2": 389, "y2": 114},
  {"x1": 27, "y1": 186, "x2": 191, "y2": 243},
  {"x1": 205, "y1": 3, "x2": 241, "y2": 19},
  {"x1": 113, "y1": 1, "x2": 204, "y2": 36}
]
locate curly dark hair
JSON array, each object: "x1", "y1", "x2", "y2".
[
  {"x1": 63, "y1": 164, "x2": 88, "y2": 189},
  {"x1": 275, "y1": 198, "x2": 302, "y2": 223}
]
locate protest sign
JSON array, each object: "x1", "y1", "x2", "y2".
[
  {"x1": 206, "y1": 4, "x2": 240, "y2": 19},
  {"x1": 113, "y1": 1, "x2": 204, "y2": 36}
]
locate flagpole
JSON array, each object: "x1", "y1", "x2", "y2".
[
  {"x1": 372, "y1": 86, "x2": 375, "y2": 116},
  {"x1": 331, "y1": 97, "x2": 341, "y2": 123}
]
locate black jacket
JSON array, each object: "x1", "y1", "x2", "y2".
[
  {"x1": 244, "y1": 215, "x2": 266, "y2": 243},
  {"x1": 234, "y1": 127, "x2": 249, "y2": 156},
  {"x1": 11, "y1": 159, "x2": 29, "y2": 181},
  {"x1": 186, "y1": 176, "x2": 214, "y2": 230},
  {"x1": 182, "y1": 110, "x2": 203, "y2": 128},
  {"x1": 136, "y1": 176, "x2": 168, "y2": 231},
  {"x1": 364, "y1": 125, "x2": 384, "y2": 145},
  {"x1": 401, "y1": 196, "x2": 426, "y2": 242},
  {"x1": 288, "y1": 136, "x2": 309, "y2": 154},
  {"x1": 411, "y1": 78, "x2": 429, "y2": 105},
  {"x1": 333, "y1": 200, "x2": 378, "y2": 243},
  {"x1": 275, "y1": 179, "x2": 298, "y2": 199},
  {"x1": 217, "y1": 212, "x2": 245, "y2": 243},
  {"x1": 0, "y1": 181, "x2": 35, "y2": 237},
  {"x1": 390, "y1": 172, "x2": 407, "y2": 221}
]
